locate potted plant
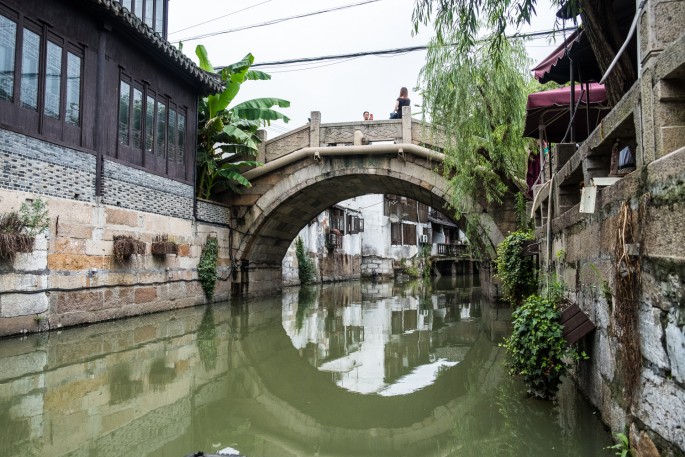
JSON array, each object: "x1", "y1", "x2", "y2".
[
  {"x1": 151, "y1": 234, "x2": 178, "y2": 256},
  {"x1": 0, "y1": 198, "x2": 49, "y2": 261},
  {"x1": 113, "y1": 235, "x2": 146, "y2": 263}
]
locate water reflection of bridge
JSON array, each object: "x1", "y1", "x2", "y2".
[{"x1": 0, "y1": 292, "x2": 511, "y2": 457}]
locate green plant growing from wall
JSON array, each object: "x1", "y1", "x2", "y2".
[
  {"x1": 296, "y1": 237, "x2": 316, "y2": 284},
  {"x1": 515, "y1": 191, "x2": 530, "y2": 230},
  {"x1": 605, "y1": 432, "x2": 631, "y2": 457},
  {"x1": 0, "y1": 198, "x2": 49, "y2": 260},
  {"x1": 421, "y1": 244, "x2": 432, "y2": 280},
  {"x1": 198, "y1": 236, "x2": 219, "y2": 300},
  {"x1": 19, "y1": 198, "x2": 50, "y2": 236},
  {"x1": 501, "y1": 295, "x2": 586, "y2": 399},
  {"x1": 495, "y1": 229, "x2": 537, "y2": 307}
]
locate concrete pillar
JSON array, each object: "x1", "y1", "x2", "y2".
[
  {"x1": 638, "y1": 0, "x2": 685, "y2": 161},
  {"x1": 353, "y1": 130, "x2": 364, "y2": 146},
  {"x1": 401, "y1": 106, "x2": 412, "y2": 143},
  {"x1": 310, "y1": 111, "x2": 321, "y2": 147},
  {"x1": 451, "y1": 261, "x2": 457, "y2": 277},
  {"x1": 638, "y1": 0, "x2": 685, "y2": 71},
  {"x1": 256, "y1": 129, "x2": 267, "y2": 164}
]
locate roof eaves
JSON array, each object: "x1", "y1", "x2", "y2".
[{"x1": 85, "y1": 0, "x2": 222, "y2": 94}]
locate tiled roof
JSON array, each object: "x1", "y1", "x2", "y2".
[{"x1": 84, "y1": 0, "x2": 222, "y2": 94}]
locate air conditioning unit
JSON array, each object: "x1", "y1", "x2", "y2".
[{"x1": 419, "y1": 234, "x2": 429, "y2": 244}]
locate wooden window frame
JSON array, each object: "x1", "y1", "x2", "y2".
[
  {"x1": 0, "y1": 7, "x2": 84, "y2": 145},
  {"x1": 118, "y1": 74, "x2": 186, "y2": 175}
]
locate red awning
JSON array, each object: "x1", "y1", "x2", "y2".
[
  {"x1": 526, "y1": 83, "x2": 608, "y2": 109},
  {"x1": 523, "y1": 83, "x2": 610, "y2": 143},
  {"x1": 532, "y1": 29, "x2": 602, "y2": 84}
]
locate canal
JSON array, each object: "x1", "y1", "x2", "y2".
[{"x1": 0, "y1": 277, "x2": 613, "y2": 456}]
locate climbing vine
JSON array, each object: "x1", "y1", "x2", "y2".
[
  {"x1": 613, "y1": 201, "x2": 643, "y2": 406},
  {"x1": 296, "y1": 237, "x2": 315, "y2": 284},
  {"x1": 502, "y1": 295, "x2": 586, "y2": 399},
  {"x1": 198, "y1": 236, "x2": 219, "y2": 300},
  {"x1": 495, "y1": 229, "x2": 537, "y2": 307}
]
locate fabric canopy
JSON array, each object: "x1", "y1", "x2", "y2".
[
  {"x1": 523, "y1": 83, "x2": 610, "y2": 143},
  {"x1": 531, "y1": 29, "x2": 602, "y2": 84}
]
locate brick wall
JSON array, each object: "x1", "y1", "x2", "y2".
[
  {"x1": 196, "y1": 199, "x2": 231, "y2": 226},
  {"x1": 0, "y1": 130, "x2": 96, "y2": 202},
  {"x1": 102, "y1": 160, "x2": 193, "y2": 219}
]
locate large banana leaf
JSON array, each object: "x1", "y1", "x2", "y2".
[
  {"x1": 231, "y1": 98, "x2": 290, "y2": 123},
  {"x1": 195, "y1": 45, "x2": 289, "y2": 199}
]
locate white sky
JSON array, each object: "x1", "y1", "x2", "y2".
[{"x1": 168, "y1": 0, "x2": 568, "y2": 138}]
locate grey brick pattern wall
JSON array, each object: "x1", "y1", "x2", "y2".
[
  {"x1": 102, "y1": 160, "x2": 194, "y2": 219},
  {"x1": 196, "y1": 199, "x2": 231, "y2": 225},
  {"x1": 0, "y1": 130, "x2": 96, "y2": 201}
]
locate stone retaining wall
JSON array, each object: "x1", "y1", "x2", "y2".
[
  {"x1": 0, "y1": 190, "x2": 231, "y2": 337},
  {"x1": 542, "y1": 146, "x2": 685, "y2": 455},
  {"x1": 361, "y1": 255, "x2": 394, "y2": 278}
]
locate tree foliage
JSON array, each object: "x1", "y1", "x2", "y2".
[
  {"x1": 419, "y1": 34, "x2": 532, "y2": 238},
  {"x1": 195, "y1": 46, "x2": 290, "y2": 199},
  {"x1": 295, "y1": 237, "x2": 316, "y2": 284},
  {"x1": 412, "y1": 0, "x2": 636, "y2": 106},
  {"x1": 413, "y1": 0, "x2": 566, "y2": 61},
  {"x1": 495, "y1": 229, "x2": 537, "y2": 307},
  {"x1": 502, "y1": 295, "x2": 585, "y2": 399},
  {"x1": 198, "y1": 236, "x2": 219, "y2": 300}
]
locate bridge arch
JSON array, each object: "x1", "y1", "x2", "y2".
[{"x1": 228, "y1": 144, "x2": 510, "y2": 294}]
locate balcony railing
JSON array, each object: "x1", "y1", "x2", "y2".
[{"x1": 436, "y1": 243, "x2": 468, "y2": 256}]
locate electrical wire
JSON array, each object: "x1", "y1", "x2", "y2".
[
  {"x1": 168, "y1": 0, "x2": 275, "y2": 36},
  {"x1": 176, "y1": 0, "x2": 384, "y2": 43},
  {"x1": 216, "y1": 27, "x2": 577, "y2": 70}
]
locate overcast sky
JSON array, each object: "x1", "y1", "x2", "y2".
[{"x1": 168, "y1": 0, "x2": 567, "y2": 139}]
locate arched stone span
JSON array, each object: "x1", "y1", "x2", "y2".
[{"x1": 227, "y1": 146, "x2": 515, "y2": 294}]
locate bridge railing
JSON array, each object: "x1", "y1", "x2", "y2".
[{"x1": 259, "y1": 108, "x2": 446, "y2": 164}]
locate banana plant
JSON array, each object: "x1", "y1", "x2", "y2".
[{"x1": 195, "y1": 45, "x2": 290, "y2": 199}]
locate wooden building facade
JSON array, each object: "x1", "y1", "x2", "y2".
[{"x1": 0, "y1": 0, "x2": 219, "y2": 185}]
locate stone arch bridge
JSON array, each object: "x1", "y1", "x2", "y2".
[{"x1": 221, "y1": 108, "x2": 518, "y2": 294}]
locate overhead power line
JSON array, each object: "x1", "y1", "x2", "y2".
[
  {"x1": 214, "y1": 27, "x2": 577, "y2": 70},
  {"x1": 168, "y1": 0, "x2": 275, "y2": 36},
  {"x1": 176, "y1": 0, "x2": 383, "y2": 42}
]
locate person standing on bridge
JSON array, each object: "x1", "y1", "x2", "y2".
[
  {"x1": 390, "y1": 87, "x2": 410, "y2": 119},
  {"x1": 363, "y1": 111, "x2": 374, "y2": 121}
]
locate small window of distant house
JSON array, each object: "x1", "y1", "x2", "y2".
[{"x1": 0, "y1": 6, "x2": 83, "y2": 142}]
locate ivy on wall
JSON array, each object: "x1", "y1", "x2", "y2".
[
  {"x1": 198, "y1": 236, "x2": 219, "y2": 300},
  {"x1": 296, "y1": 237, "x2": 316, "y2": 284},
  {"x1": 495, "y1": 229, "x2": 537, "y2": 307}
]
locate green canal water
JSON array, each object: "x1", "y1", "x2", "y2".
[{"x1": 0, "y1": 277, "x2": 613, "y2": 457}]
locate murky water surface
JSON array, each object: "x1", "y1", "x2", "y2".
[{"x1": 0, "y1": 277, "x2": 612, "y2": 456}]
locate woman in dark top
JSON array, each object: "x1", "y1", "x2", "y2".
[{"x1": 392, "y1": 87, "x2": 410, "y2": 119}]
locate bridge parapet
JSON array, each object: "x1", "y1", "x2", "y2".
[{"x1": 261, "y1": 108, "x2": 445, "y2": 163}]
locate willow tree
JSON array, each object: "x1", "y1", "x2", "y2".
[
  {"x1": 413, "y1": 0, "x2": 637, "y2": 106},
  {"x1": 418, "y1": 34, "x2": 532, "y2": 242}
]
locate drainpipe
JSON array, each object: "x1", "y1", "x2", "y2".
[
  {"x1": 600, "y1": 0, "x2": 647, "y2": 84},
  {"x1": 94, "y1": 24, "x2": 110, "y2": 198}
]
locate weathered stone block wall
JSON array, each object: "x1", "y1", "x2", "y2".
[
  {"x1": 0, "y1": 190, "x2": 231, "y2": 337},
  {"x1": 541, "y1": 147, "x2": 685, "y2": 455},
  {"x1": 361, "y1": 255, "x2": 394, "y2": 278},
  {"x1": 320, "y1": 252, "x2": 361, "y2": 283}
]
